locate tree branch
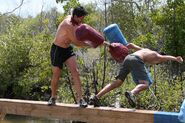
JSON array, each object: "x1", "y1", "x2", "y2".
[{"x1": 2, "y1": 0, "x2": 24, "y2": 16}]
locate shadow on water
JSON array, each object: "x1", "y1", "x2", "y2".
[
  {"x1": 2, "y1": 114, "x2": 70, "y2": 123},
  {"x1": 1, "y1": 114, "x2": 87, "y2": 123}
]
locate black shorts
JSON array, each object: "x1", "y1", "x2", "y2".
[{"x1": 50, "y1": 43, "x2": 75, "y2": 69}]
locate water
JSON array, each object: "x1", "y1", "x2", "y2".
[{"x1": 1, "y1": 114, "x2": 71, "y2": 123}]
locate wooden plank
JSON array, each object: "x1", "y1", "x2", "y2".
[
  {"x1": 0, "y1": 98, "x2": 155, "y2": 123},
  {"x1": 0, "y1": 112, "x2": 6, "y2": 120},
  {"x1": 0, "y1": 103, "x2": 6, "y2": 120}
]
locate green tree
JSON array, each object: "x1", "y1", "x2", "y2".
[{"x1": 151, "y1": 0, "x2": 185, "y2": 74}]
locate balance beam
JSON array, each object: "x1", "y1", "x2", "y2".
[{"x1": 0, "y1": 98, "x2": 181, "y2": 123}]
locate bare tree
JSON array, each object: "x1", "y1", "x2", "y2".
[{"x1": 1, "y1": 0, "x2": 25, "y2": 16}]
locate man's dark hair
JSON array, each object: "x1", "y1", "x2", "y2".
[{"x1": 72, "y1": 6, "x2": 88, "y2": 17}]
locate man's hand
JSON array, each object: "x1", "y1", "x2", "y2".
[
  {"x1": 176, "y1": 56, "x2": 183, "y2": 63},
  {"x1": 103, "y1": 41, "x2": 110, "y2": 46}
]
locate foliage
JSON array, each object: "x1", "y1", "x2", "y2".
[
  {"x1": 151, "y1": 0, "x2": 185, "y2": 75},
  {"x1": 132, "y1": 33, "x2": 158, "y2": 50},
  {"x1": 152, "y1": 0, "x2": 185, "y2": 57},
  {"x1": 0, "y1": 17, "x2": 32, "y2": 98},
  {"x1": 55, "y1": 0, "x2": 80, "y2": 15},
  {"x1": 0, "y1": 13, "x2": 54, "y2": 100}
]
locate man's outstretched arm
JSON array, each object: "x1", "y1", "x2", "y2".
[{"x1": 157, "y1": 55, "x2": 183, "y2": 63}]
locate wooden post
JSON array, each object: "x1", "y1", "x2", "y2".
[{"x1": 0, "y1": 112, "x2": 6, "y2": 120}]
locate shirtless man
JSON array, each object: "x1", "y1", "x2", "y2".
[
  {"x1": 89, "y1": 43, "x2": 183, "y2": 107},
  {"x1": 48, "y1": 6, "x2": 88, "y2": 107}
]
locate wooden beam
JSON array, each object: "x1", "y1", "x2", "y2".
[
  {"x1": 0, "y1": 98, "x2": 181, "y2": 123},
  {"x1": 0, "y1": 98, "x2": 154, "y2": 123},
  {"x1": 0, "y1": 112, "x2": 6, "y2": 120}
]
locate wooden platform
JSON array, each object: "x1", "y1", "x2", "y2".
[{"x1": 0, "y1": 98, "x2": 181, "y2": 123}]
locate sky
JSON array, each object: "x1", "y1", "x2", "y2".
[{"x1": 0, "y1": 0, "x2": 93, "y2": 18}]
